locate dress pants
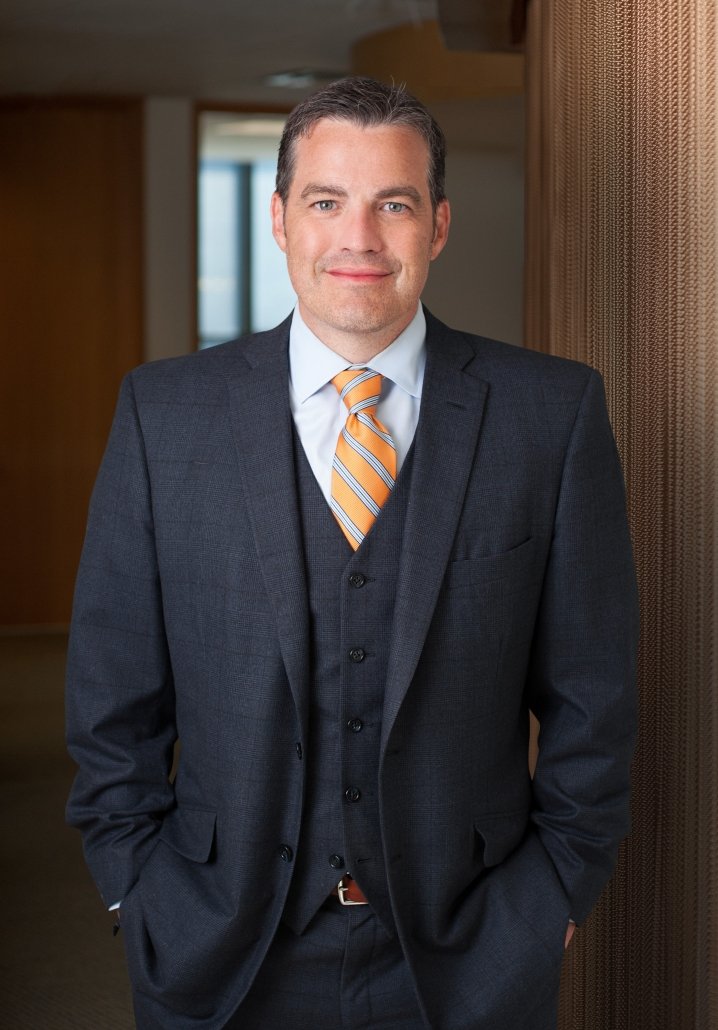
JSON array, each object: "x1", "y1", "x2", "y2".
[{"x1": 227, "y1": 898, "x2": 427, "y2": 1029}]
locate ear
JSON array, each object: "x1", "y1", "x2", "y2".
[
  {"x1": 430, "y1": 199, "x2": 450, "y2": 260},
  {"x1": 270, "y1": 192, "x2": 287, "y2": 252}
]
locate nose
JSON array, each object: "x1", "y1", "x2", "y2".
[{"x1": 340, "y1": 204, "x2": 382, "y2": 253}]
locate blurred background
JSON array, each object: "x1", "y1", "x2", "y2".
[
  {"x1": 0, "y1": 1, "x2": 715, "y2": 1027},
  {"x1": 0, "y1": 2, "x2": 526, "y2": 631}
]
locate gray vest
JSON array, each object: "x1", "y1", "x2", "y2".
[{"x1": 281, "y1": 434, "x2": 414, "y2": 936}]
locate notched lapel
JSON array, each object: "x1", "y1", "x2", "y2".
[
  {"x1": 226, "y1": 324, "x2": 311, "y2": 736},
  {"x1": 381, "y1": 318, "x2": 489, "y2": 752}
]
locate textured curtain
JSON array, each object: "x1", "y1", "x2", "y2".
[{"x1": 524, "y1": 2, "x2": 717, "y2": 1028}]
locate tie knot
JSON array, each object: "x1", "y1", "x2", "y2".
[{"x1": 332, "y1": 367, "x2": 382, "y2": 415}]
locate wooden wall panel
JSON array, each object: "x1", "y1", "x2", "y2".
[
  {"x1": 0, "y1": 100, "x2": 143, "y2": 626},
  {"x1": 525, "y1": 3, "x2": 717, "y2": 1027}
]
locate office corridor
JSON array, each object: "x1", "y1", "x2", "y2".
[{"x1": 0, "y1": 634, "x2": 134, "y2": 1029}]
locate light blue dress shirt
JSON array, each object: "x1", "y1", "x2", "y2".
[{"x1": 288, "y1": 304, "x2": 426, "y2": 505}]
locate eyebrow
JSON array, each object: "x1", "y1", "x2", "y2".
[
  {"x1": 299, "y1": 183, "x2": 425, "y2": 205},
  {"x1": 300, "y1": 184, "x2": 347, "y2": 199},
  {"x1": 375, "y1": 186, "x2": 424, "y2": 205}
]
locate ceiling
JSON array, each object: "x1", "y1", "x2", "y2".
[{"x1": 0, "y1": 0, "x2": 439, "y2": 105}]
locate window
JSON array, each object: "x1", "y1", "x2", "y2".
[{"x1": 197, "y1": 112, "x2": 296, "y2": 349}]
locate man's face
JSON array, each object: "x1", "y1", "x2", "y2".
[{"x1": 271, "y1": 118, "x2": 450, "y2": 355}]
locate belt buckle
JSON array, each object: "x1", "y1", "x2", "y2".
[{"x1": 336, "y1": 875, "x2": 368, "y2": 906}]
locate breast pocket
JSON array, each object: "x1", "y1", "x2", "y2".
[{"x1": 442, "y1": 537, "x2": 538, "y2": 597}]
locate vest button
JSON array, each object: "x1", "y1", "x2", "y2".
[
  {"x1": 349, "y1": 647, "x2": 366, "y2": 663},
  {"x1": 279, "y1": 844, "x2": 294, "y2": 862},
  {"x1": 329, "y1": 853, "x2": 345, "y2": 869},
  {"x1": 347, "y1": 717, "x2": 363, "y2": 733},
  {"x1": 344, "y1": 786, "x2": 361, "y2": 803},
  {"x1": 348, "y1": 572, "x2": 366, "y2": 588}
]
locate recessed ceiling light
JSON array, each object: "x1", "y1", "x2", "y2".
[{"x1": 264, "y1": 68, "x2": 347, "y2": 89}]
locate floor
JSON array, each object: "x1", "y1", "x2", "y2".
[{"x1": 0, "y1": 634, "x2": 135, "y2": 1028}]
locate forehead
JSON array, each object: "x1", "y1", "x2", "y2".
[{"x1": 290, "y1": 118, "x2": 431, "y2": 192}]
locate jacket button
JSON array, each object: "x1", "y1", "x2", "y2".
[
  {"x1": 349, "y1": 647, "x2": 365, "y2": 663},
  {"x1": 348, "y1": 572, "x2": 366, "y2": 588},
  {"x1": 347, "y1": 717, "x2": 363, "y2": 733},
  {"x1": 344, "y1": 786, "x2": 361, "y2": 803},
  {"x1": 279, "y1": 844, "x2": 294, "y2": 862},
  {"x1": 295, "y1": 742, "x2": 302, "y2": 759},
  {"x1": 329, "y1": 853, "x2": 345, "y2": 869}
]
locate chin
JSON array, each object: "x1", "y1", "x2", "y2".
[{"x1": 328, "y1": 304, "x2": 405, "y2": 337}]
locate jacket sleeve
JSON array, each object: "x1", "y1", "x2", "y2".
[
  {"x1": 525, "y1": 368, "x2": 639, "y2": 925},
  {"x1": 65, "y1": 371, "x2": 176, "y2": 907}
]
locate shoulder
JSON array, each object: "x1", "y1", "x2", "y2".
[
  {"x1": 425, "y1": 309, "x2": 597, "y2": 397},
  {"x1": 125, "y1": 316, "x2": 292, "y2": 400}
]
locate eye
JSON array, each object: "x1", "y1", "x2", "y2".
[
  {"x1": 384, "y1": 202, "x2": 407, "y2": 213},
  {"x1": 314, "y1": 200, "x2": 336, "y2": 211}
]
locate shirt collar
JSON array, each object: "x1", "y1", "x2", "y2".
[{"x1": 289, "y1": 304, "x2": 426, "y2": 404}]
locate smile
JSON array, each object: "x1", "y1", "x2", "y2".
[{"x1": 326, "y1": 269, "x2": 392, "y2": 283}]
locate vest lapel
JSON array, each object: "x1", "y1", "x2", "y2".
[
  {"x1": 226, "y1": 318, "x2": 311, "y2": 739},
  {"x1": 381, "y1": 313, "x2": 490, "y2": 754}
]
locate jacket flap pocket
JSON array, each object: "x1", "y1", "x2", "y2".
[
  {"x1": 445, "y1": 537, "x2": 537, "y2": 590},
  {"x1": 159, "y1": 806, "x2": 217, "y2": 863},
  {"x1": 473, "y1": 811, "x2": 527, "y2": 867}
]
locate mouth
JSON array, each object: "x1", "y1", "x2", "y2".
[{"x1": 326, "y1": 267, "x2": 393, "y2": 284}]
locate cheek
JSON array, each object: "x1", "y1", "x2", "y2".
[
  {"x1": 399, "y1": 227, "x2": 435, "y2": 262},
  {"x1": 399, "y1": 243, "x2": 434, "y2": 282},
  {"x1": 285, "y1": 226, "x2": 326, "y2": 267}
]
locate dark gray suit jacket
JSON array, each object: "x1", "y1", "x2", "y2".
[{"x1": 66, "y1": 310, "x2": 639, "y2": 1029}]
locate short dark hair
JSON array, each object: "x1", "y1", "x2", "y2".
[{"x1": 275, "y1": 76, "x2": 446, "y2": 210}]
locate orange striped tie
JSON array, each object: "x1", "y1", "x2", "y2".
[{"x1": 330, "y1": 367, "x2": 397, "y2": 550}]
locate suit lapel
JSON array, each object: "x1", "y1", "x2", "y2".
[
  {"x1": 223, "y1": 312, "x2": 488, "y2": 749},
  {"x1": 225, "y1": 318, "x2": 311, "y2": 738},
  {"x1": 381, "y1": 313, "x2": 489, "y2": 753}
]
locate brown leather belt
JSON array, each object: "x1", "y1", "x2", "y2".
[{"x1": 332, "y1": 875, "x2": 369, "y2": 906}]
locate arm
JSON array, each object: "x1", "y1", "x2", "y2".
[
  {"x1": 526, "y1": 369, "x2": 639, "y2": 925},
  {"x1": 65, "y1": 372, "x2": 176, "y2": 908}
]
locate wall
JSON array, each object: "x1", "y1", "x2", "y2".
[
  {"x1": 144, "y1": 98, "x2": 194, "y2": 361},
  {"x1": 423, "y1": 143, "x2": 524, "y2": 344},
  {"x1": 525, "y1": 2, "x2": 718, "y2": 1026},
  {"x1": 0, "y1": 99, "x2": 143, "y2": 626}
]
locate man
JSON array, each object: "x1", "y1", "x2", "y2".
[{"x1": 66, "y1": 77, "x2": 638, "y2": 1029}]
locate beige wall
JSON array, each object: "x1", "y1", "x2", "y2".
[{"x1": 423, "y1": 142, "x2": 524, "y2": 344}]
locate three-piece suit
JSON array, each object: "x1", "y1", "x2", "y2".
[{"x1": 66, "y1": 309, "x2": 639, "y2": 1028}]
